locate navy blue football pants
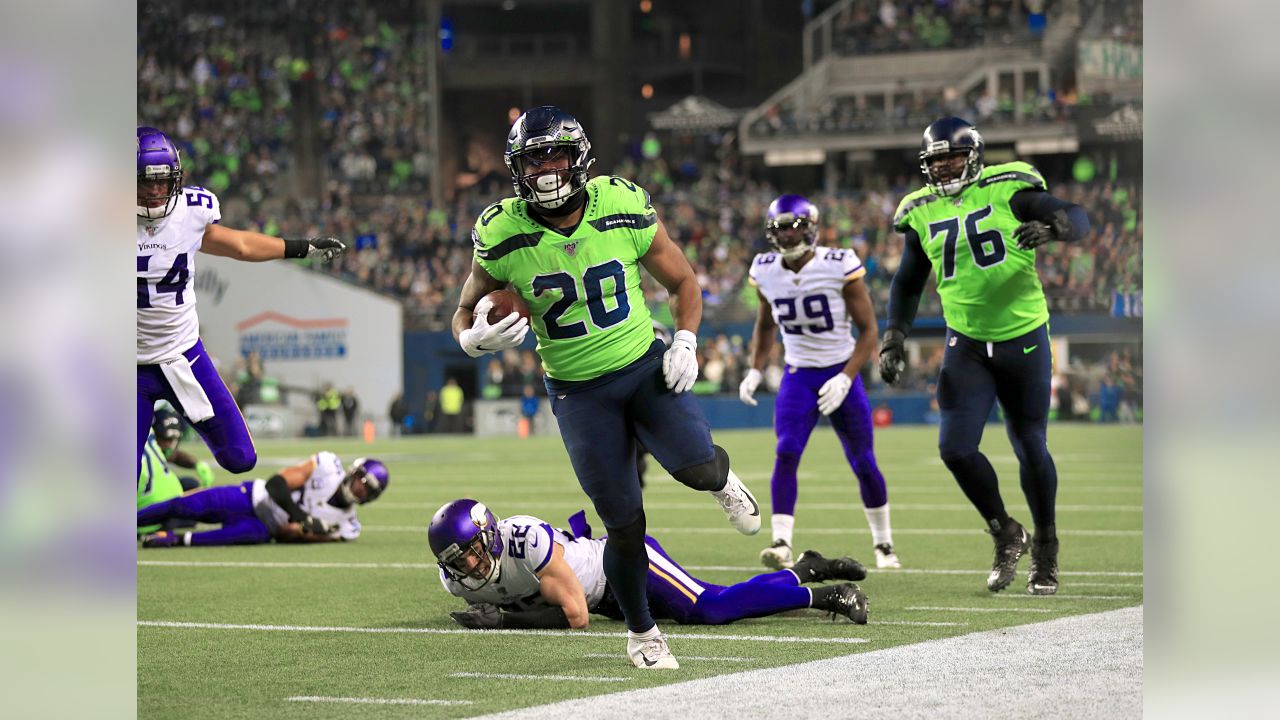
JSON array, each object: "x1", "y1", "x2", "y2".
[{"x1": 937, "y1": 323, "x2": 1058, "y2": 530}]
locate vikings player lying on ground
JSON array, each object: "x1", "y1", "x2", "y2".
[
  {"x1": 741, "y1": 194, "x2": 900, "y2": 572},
  {"x1": 136, "y1": 126, "x2": 347, "y2": 479},
  {"x1": 137, "y1": 454, "x2": 388, "y2": 547},
  {"x1": 428, "y1": 499, "x2": 868, "y2": 647}
]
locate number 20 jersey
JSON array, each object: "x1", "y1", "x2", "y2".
[
  {"x1": 471, "y1": 176, "x2": 658, "y2": 381},
  {"x1": 748, "y1": 246, "x2": 866, "y2": 368},
  {"x1": 440, "y1": 514, "x2": 608, "y2": 612},
  {"x1": 136, "y1": 186, "x2": 221, "y2": 364}
]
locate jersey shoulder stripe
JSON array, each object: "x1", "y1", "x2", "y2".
[
  {"x1": 893, "y1": 188, "x2": 943, "y2": 231},
  {"x1": 977, "y1": 162, "x2": 1046, "y2": 191},
  {"x1": 474, "y1": 231, "x2": 543, "y2": 261}
]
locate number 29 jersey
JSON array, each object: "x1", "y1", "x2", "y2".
[
  {"x1": 440, "y1": 514, "x2": 608, "y2": 613},
  {"x1": 470, "y1": 176, "x2": 658, "y2": 382},
  {"x1": 136, "y1": 186, "x2": 220, "y2": 364},
  {"x1": 748, "y1": 246, "x2": 866, "y2": 368}
]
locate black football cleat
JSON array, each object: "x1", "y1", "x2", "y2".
[
  {"x1": 793, "y1": 550, "x2": 868, "y2": 582},
  {"x1": 815, "y1": 583, "x2": 869, "y2": 624},
  {"x1": 986, "y1": 518, "x2": 1030, "y2": 592},
  {"x1": 1026, "y1": 536, "x2": 1060, "y2": 595}
]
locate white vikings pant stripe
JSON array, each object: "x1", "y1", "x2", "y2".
[
  {"x1": 158, "y1": 354, "x2": 215, "y2": 422},
  {"x1": 646, "y1": 544, "x2": 705, "y2": 597}
]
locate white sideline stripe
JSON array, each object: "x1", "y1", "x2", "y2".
[
  {"x1": 139, "y1": 560, "x2": 436, "y2": 570},
  {"x1": 288, "y1": 696, "x2": 471, "y2": 707},
  {"x1": 369, "y1": 502, "x2": 1140, "y2": 512},
  {"x1": 136, "y1": 560, "x2": 1142, "y2": 577},
  {"x1": 360, "y1": 526, "x2": 1142, "y2": 537},
  {"x1": 583, "y1": 653, "x2": 755, "y2": 663},
  {"x1": 905, "y1": 606, "x2": 1057, "y2": 614},
  {"x1": 451, "y1": 672, "x2": 628, "y2": 683},
  {"x1": 873, "y1": 620, "x2": 968, "y2": 627},
  {"x1": 1068, "y1": 582, "x2": 1144, "y2": 588},
  {"x1": 136, "y1": 620, "x2": 870, "y2": 645}
]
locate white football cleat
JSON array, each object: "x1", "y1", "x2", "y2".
[
  {"x1": 760, "y1": 539, "x2": 794, "y2": 570},
  {"x1": 710, "y1": 474, "x2": 761, "y2": 535},
  {"x1": 874, "y1": 543, "x2": 902, "y2": 569},
  {"x1": 627, "y1": 633, "x2": 680, "y2": 670}
]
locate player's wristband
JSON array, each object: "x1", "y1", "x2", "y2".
[{"x1": 282, "y1": 239, "x2": 309, "y2": 259}]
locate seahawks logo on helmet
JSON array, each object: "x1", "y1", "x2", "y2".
[{"x1": 504, "y1": 106, "x2": 596, "y2": 211}]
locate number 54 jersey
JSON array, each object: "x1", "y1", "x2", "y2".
[
  {"x1": 137, "y1": 186, "x2": 220, "y2": 364},
  {"x1": 748, "y1": 246, "x2": 866, "y2": 368}
]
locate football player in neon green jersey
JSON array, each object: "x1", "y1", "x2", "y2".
[
  {"x1": 452, "y1": 106, "x2": 761, "y2": 670},
  {"x1": 880, "y1": 117, "x2": 1091, "y2": 596}
]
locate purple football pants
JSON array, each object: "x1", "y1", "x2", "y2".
[
  {"x1": 136, "y1": 482, "x2": 271, "y2": 546},
  {"x1": 137, "y1": 339, "x2": 256, "y2": 477},
  {"x1": 643, "y1": 536, "x2": 811, "y2": 625},
  {"x1": 772, "y1": 363, "x2": 887, "y2": 516}
]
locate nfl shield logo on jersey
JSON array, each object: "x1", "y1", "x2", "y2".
[{"x1": 562, "y1": 242, "x2": 578, "y2": 258}]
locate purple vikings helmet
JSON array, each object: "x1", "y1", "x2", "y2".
[
  {"x1": 343, "y1": 457, "x2": 390, "y2": 505},
  {"x1": 137, "y1": 126, "x2": 184, "y2": 219},
  {"x1": 504, "y1": 106, "x2": 595, "y2": 211},
  {"x1": 765, "y1": 194, "x2": 821, "y2": 261},
  {"x1": 428, "y1": 499, "x2": 503, "y2": 590}
]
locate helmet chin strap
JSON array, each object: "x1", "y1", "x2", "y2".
[
  {"x1": 532, "y1": 183, "x2": 587, "y2": 217},
  {"x1": 780, "y1": 244, "x2": 811, "y2": 261}
]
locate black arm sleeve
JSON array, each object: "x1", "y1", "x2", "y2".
[
  {"x1": 499, "y1": 606, "x2": 571, "y2": 629},
  {"x1": 1009, "y1": 190, "x2": 1091, "y2": 241},
  {"x1": 886, "y1": 227, "x2": 932, "y2": 335},
  {"x1": 265, "y1": 474, "x2": 308, "y2": 523},
  {"x1": 282, "y1": 239, "x2": 309, "y2": 258}
]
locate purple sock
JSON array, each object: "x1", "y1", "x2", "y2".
[{"x1": 746, "y1": 570, "x2": 802, "y2": 587}]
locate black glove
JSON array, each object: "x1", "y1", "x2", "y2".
[
  {"x1": 301, "y1": 515, "x2": 334, "y2": 536},
  {"x1": 306, "y1": 237, "x2": 347, "y2": 262},
  {"x1": 449, "y1": 603, "x2": 503, "y2": 629},
  {"x1": 1013, "y1": 209, "x2": 1073, "y2": 250},
  {"x1": 879, "y1": 328, "x2": 907, "y2": 386}
]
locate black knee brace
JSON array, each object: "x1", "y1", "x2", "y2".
[
  {"x1": 672, "y1": 444, "x2": 730, "y2": 492},
  {"x1": 603, "y1": 513, "x2": 647, "y2": 553}
]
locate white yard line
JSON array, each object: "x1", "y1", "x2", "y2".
[
  {"x1": 358, "y1": 525, "x2": 1142, "y2": 537},
  {"x1": 904, "y1": 606, "x2": 1058, "y2": 613},
  {"x1": 451, "y1": 672, "x2": 628, "y2": 683},
  {"x1": 582, "y1": 653, "x2": 755, "y2": 662},
  {"x1": 137, "y1": 620, "x2": 869, "y2": 645},
  {"x1": 368, "y1": 502, "x2": 1141, "y2": 512},
  {"x1": 287, "y1": 696, "x2": 471, "y2": 707},
  {"x1": 137, "y1": 560, "x2": 1142, "y2": 578}
]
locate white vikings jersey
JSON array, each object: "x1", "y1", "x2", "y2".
[
  {"x1": 137, "y1": 186, "x2": 221, "y2": 364},
  {"x1": 250, "y1": 451, "x2": 361, "y2": 540},
  {"x1": 748, "y1": 246, "x2": 867, "y2": 368},
  {"x1": 442, "y1": 514, "x2": 608, "y2": 612}
]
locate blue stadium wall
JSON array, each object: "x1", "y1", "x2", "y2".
[{"x1": 403, "y1": 315, "x2": 1140, "y2": 428}]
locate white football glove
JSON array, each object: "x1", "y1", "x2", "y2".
[
  {"x1": 739, "y1": 368, "x2": 763, "y2": 406},
  {"x1": 459, "y1": 310, "x2": 528, "y2": 358},
  {"x1": 817, "y1": 372, "x2": 853, "y2": 416},
  {"x1": 662, "y1": 329, "x2": 699, "y2": 394}
]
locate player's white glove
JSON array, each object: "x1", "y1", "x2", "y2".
[
  {"x1": 817, "y1": 372, "x2": 853, "y2": 416},
  {"x1": 739, "y1": 368, "x2": 763, "y2": 406},
  {"x1": 459, "y1": 311, "x2": 529, "y2": 358},
  {"x1": 301, "y1": 515, "x2": 336, "y2": 536},
  {"x1": 305, "y1": 237, "x2": 347, "y2": 262},
  {"x1": 662, "y1": 329, "x2": 699, "y2": 394}
]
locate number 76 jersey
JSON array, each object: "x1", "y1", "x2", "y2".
[
  {"x1": 137, "y1": 186, "x2": 220, "y2": 364},
  {"x1": 748, "y1": 246, "x2": 866, "y2": 368}
]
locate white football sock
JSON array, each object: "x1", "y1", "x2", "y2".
[
  {"x1": 628, "y1": 624, "x2": 661, "y2": 641},
  {"x1": 771, "y1": 514, "x2": 794, "y2": 546},
  {"x1": 864, "y1": 503, "x2": 893, "y2": 547}
]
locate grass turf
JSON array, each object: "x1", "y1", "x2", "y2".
[{"x1": 138, "y1": 423, "x2": 1142, "y2": 719}]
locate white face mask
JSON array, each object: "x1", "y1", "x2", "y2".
[{"x1": 531, "y1": 172, "x2": 573, "y2": 209}]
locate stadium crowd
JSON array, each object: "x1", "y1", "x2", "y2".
[{"x1": 822, "y1": 0, "x2": 1049, "y2": 57}]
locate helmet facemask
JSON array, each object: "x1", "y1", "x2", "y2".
[
  {"x1": 920, "y1": 144, "x2": 983, "y2": 197},
  {"x1": 137, "y1": 164, "x2": 183, "y2": 219},
  {"x1": 436, "y1": 532, "x2": 502, "y2": 591},
  {"x1": 766, "y1": 214, "x2": 819, "y2": 261},
  {"x1": 507, "y1": 141, "x2": 594, "y2": 211}
]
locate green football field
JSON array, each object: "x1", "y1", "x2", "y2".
[{"x1": 137, "y1": 424, "x2": 1142, "y2": 719}]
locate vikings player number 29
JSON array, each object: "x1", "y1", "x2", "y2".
[{"x1": 773, "y1": 294, "x2": 835, "y2": 335}]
